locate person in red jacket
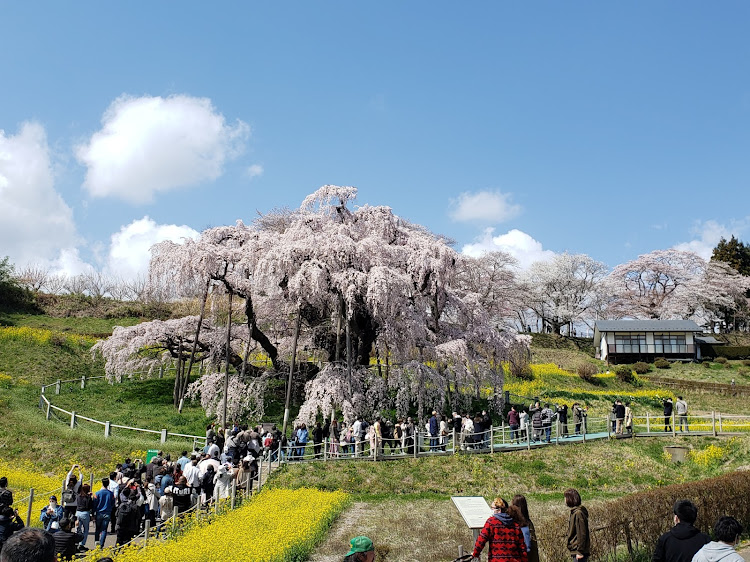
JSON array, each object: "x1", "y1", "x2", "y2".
[{"x1": 472, "y1": 497, "x2": 528, "y2": 562}]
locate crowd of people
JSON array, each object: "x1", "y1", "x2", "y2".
[{"x1": 0, "y1": 423, "x2": 273, "y2": 560}]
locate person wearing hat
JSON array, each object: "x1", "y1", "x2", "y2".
[
  {"x1": 344, "y1": 536, "x2": 375, "y2": 562},
  {"x1": 40, "y1": 495, "x2": 63, "y2": 533}
]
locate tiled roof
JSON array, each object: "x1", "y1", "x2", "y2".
[{"x1": 594, "y1": 320, "x2": 702, "y2": 332}]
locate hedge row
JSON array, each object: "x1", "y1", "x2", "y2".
[
  {"x1": 537, "y1": 469, "x2": 750, "y2": 562},
  {"x1": 700, "y1": 345, "x2": 750, "y2": 359}
]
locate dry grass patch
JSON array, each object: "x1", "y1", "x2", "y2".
[{"x1": 309, "y1": 499, "x2": 473, "y2": 562}]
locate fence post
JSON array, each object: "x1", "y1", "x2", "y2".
[
  {"x1": 55, "y1": 380, "x2": 61, "y2": 395},
  {"x1": 70, "y1": 411, "x2": 76, "y2": 429},
  {"x1": 230, "y1": 479, "x2": 236, "y2": 510},
  {"x1": 161, "y1": 429, "x2": 167, "y2": 443},
  {"x1": 672, "y1": 412, "x2": 676, "y2": 437},
  {"x1": 81, "y1": 375, "x2": 86, "y2": 390},
  {"x1": 453, "y1": 428, "x2": 458, "y2": 454},
  {"x1": 646, "y1": 412, "x2": 650, "y2": 433},
  {"x1": 144, "y1": 520, "x2": 150, "y2": 546},
  {"x1": 105, "y1": 421, "x2": 111, "y2": 438},
  {"x1": 46, "y1": 403, "x2": 51, "y2": 420},
  {"x1": 25, "y1": 488, "x2": 34, "y2": 527},
  {"x1": 718, "y1": 413, "x2": 723, "y2": 433},
  {"x1": 490, "y1": 425, "x2": 495, "y2": 453},
  {"x1": 712, "y1": 411, "x2": 717, "y2": 437},
  {"x1": 413, "y1": 433, "x2": 418, "y2": 459},
  {"x1": 607, "y1": 415, "x2": 611, "y2": 439},
  {"x1": 582, "y1": 417, "x2": 586, "y2": 443},
  {"x1": 323, "y1": 438, "x2": 328, "y2": 461},
  {"x1": 159, "y1": 364, "x2": 164, "y2": 379},
  {"x1": 527, "y1": 422, "x2": 531, "y2": 450}
]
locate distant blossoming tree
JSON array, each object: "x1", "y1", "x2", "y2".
[
  {"x1": 519, "y1": 253, "x2": 608, "y2": 334},
  {"x1": 604, "y1": 249, "x2": 750, "y2": 325}
]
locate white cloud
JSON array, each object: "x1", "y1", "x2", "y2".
[
  {"x1": 449, "y1": 190, "x2": 521, "y2": 224},
  {"x1": 462, "y1": 228, "x2": 556, "y2": 269},
  {"x1": 0, "y1": 122, "x2": 79, "y2": 266},
  {"x1": 246, "y1": 164, "x2": 264, "y2": 179},
  {"x1": 105, "y1": 216, "x2": 199, "y2": 279},
  {"x1": 674, "y1": 219, "x2": 749, "y2": 260},
  {"x1": 77, "y1": 94, "x2": 249, "y2": 204},
  {"x1": 50, "y1": 248, "x2": 95, "y2": 277}
]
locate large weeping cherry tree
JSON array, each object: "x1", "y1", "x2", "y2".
[{"x1": 94, "y1": 185, "x2": 527, "y2": 429}]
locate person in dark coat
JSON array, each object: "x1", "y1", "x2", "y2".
[
  {"x1": 0, "y1": 505, "x2": 24, "y2": 553},
  {"x1": 557, "y1": 405, "x2": 569, "y2": 437},
  {"x1": 652, "y1": 499, "x2": 710, "y2": 562},
  {"x1": 565, "y1": 488, "x2": 590, "y2": 562},
  {"x1": 663, "y1": 398, "x2": 674, "y2": 432},
  {"x1": 52, "y1": 518, "x2": 83, "y2": 561},
  {"x1": 312, "y1": 422, "x2": 324, "y2": 458}
]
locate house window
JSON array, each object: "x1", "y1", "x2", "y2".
[
  {"x1": 654, "y1": 333, "x2": 687, "y2": 354},
  {"x1": 614, "y1": 333, "x2": 646, "y2": 353}
]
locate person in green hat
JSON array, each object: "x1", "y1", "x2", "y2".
[{"x1": 344, "y1": 535, "x2": 375, "y2": 562}]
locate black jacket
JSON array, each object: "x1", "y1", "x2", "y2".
[
  {"x1": 663, "y1": 400, "x2": 674, "y2": 416},
  {"x1": 652, "y1": 522, "x2": 710, "y2": 562},
  {"x1": 53, "y1": 529, "x2": 84, "y2": 561}
]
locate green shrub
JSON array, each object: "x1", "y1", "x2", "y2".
[
  {"x1": 577, "y1": 362, "x2": 597, "y2": 382},
  {"x1": 714, "y1": 346, "x2": 750, "y2": 360},
  {"x1": 633, "y1": 362, "x2": 650, "y2": 374},
  {"x1": 742, "y1": 360, "x2": 750, "y2": 367},
  {"x1": 654, "y1": 358, "x2": 670, "y2": 369},
  {"x1": 615, "y1": 365, "x2": 635, "y2": 383},
  {"x1": 715, "y1": 356, "x2": 728, "y2": 364},
  {"x1": 701, "y1": 361, "x2": 711, "y2": 369}
]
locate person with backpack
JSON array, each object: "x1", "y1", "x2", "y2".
[
  {"x1": 74, "y1": 484, "x2": 94, "y2": 551},
  {"x1": 114, "y1": 488, "x2": 139, "y2": 546},
  {"x1": 62, "y1": 465, "x2": 82, "y2": 518}
]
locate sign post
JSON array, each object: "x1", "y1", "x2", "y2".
[{"x1": 451, "y1": 496, "x2": 492, "y2": 544}]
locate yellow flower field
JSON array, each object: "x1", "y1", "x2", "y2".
[
  {"x1": 88, "y1": 488, "x2": 348, "y2": 562},
  {"x1": 0, "y1": 460, "x2": 65, "y2": 526},
  {"x1": 0, "y1": 326, "x2": 98, "y2": 348}
]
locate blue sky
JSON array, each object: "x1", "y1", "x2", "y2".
[{"x1": 1, "y1": 2, "x2": 749, "y2": 278}]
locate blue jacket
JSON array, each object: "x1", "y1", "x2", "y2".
[
  {"x1": 296, "y1": 428, "x2": 309, "y2": 444},
  {"x1": 429, "y1": 416, "x2": 438, "y2": 436},
  {"x1": 94, "y1": 488, "x2": 114, "y2": 516},
  {"x1": 40, "y1": 504, "x2": 63, "y2": 531}
]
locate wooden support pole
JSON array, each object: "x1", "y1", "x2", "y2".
[{"x1": 25, "y1": 488, "x2": 34, "y2": 527}]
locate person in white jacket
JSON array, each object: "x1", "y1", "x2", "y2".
[
  {"x1": 692, "y1": 516, "x2": 744, "y2": 562},
  {"x1": 213, "y1": 463, "x2": 234, "y2": 500}
]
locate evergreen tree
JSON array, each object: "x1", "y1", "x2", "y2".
[{"x1": 711, "y1": 236, "x2": 750, "y2": 276}]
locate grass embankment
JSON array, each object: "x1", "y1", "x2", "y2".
[
  {"x1": 269, "y1": 436, "x2": 749, "y2": 501},
  {"x1": 0, "y1": 325, "x2": 205, "y2": 475}
]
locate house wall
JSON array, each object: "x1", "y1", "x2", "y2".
[{"x1": 600, "y1": 333, "x2": 609, "y2": 361}]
